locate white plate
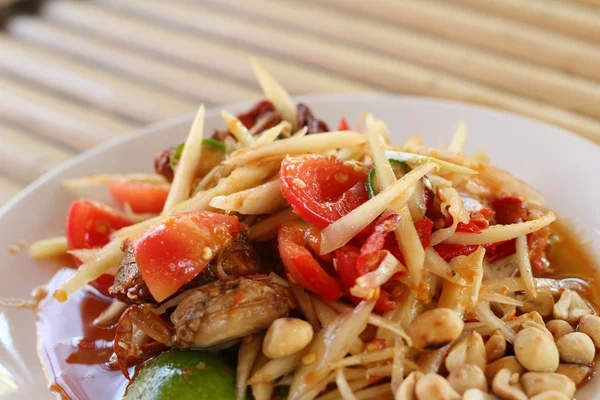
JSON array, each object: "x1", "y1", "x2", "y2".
[{"x1": 1, "y1": 95, "x2": 599, "y2": 399}]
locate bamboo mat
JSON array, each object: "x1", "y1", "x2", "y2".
[{"x1": 1, "y1": 0, "x2": 599, "y2": 206}]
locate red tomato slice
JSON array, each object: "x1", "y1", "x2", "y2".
[
  {"x1": 66, "y1": 200, "x2": 133, "y2": 249},
  {"x1": 278, "y1": 221, "x2": 343, "y2": 302},
  {"x1": 280, "y1": 155, "x2": 369, "y2": 228},
  {"x1": 66, "y1": 199, "x2": 133, "y2": 294},
  {"x1": 335, "y1": 245, "x2": 396, "y2": 313},
  {"x1": 108, "y1": 181, "x2": 170, "y2": 214},
  {"x1": 132, "y1": 211, "x2": 240, "y2": 302}
]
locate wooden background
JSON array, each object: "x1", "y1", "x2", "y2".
[{"x1": 1, "y1": 0, "x2": 599, "y2": 207}]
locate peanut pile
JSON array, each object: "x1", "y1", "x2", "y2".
[{"x1": 400, "y1": 289, "x2": 599, "y2": 400}]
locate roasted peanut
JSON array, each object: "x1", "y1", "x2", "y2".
[
  {"x1": 514, "y1": 327, "x2": 559, "y2": 372},
  {"x1": 519, "y1": 319, "x2": 547, "y2": 333},
  {"x1": 555, "y1": 363, "x2": 593, "y2": 386},
  {"x1": 262, "y1": 318, "x2": 314, "y2": 359},
  {"x1": 486, "y1": 356, "x2": 525, "y2": 384},
  {"x1": 492, "y1": 368, "x2": 527, "y2": 400},
  {"x1": 445, "y1": 331, "x2": 486, "y2": 373},
  {"x1": 545, "y1": 320, "x2": 574, "y2": 341},
  {"x1": 520, "y1": 372, "x2": 576, "y2": 398},
  {"x1": 518, "y1": 291, "x2": 555, "y2": 318},
  {"x1": 414, "y1": 373, "x2": 460, "y2": 400},
  {"x1": 462, "y1": 389, "x2": 496, "y2": 400},
  {"x1": 555, "y1": 332, "x2": 595, "y2": 365},
  {"x1": 447, "y1": 364, "x2": 487, "y2": 394},
  {"x1": 529, "y1": 391, "x2": 570, "y2": 400},
  {"x1": 396, "y1": 371, "x2": 422, "y2": 400},
  {"x1": 485, "y1": 330, "x2": 506, "y2": 363},
  {"x1": 408, "y1": 308, "x2": 464, "y2": 350},
  {"x1": 553, "y1": 290, "x2": 592, "y2": 325},
  {"x1": 512, "y1": 311, "x2": 545, "y2": 331},
  {"x1": 578, "y1": 314, "x2": 600, "y2": 347}
]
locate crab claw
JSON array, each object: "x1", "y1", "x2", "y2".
[{"x1": 113, "y1": 305, "x2": 173, "y2": 379}]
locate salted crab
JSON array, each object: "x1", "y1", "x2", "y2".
[
  {"x1": 113, "y1": 275, "x2": 294, "y2": 378},
  {"x1": 109, "y1": 230, "x2": 263, "y2": 304}
]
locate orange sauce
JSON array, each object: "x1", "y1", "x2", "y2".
[
  {"x1": 36, "y1": 269, "x2": 127, "y2": 400},
  {"x1": 546, "y1": 222, "x2": 600, "y2": 310}
]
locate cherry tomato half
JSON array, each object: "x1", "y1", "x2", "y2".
[
  {"x1": 65, "y1": 199, "x2": 133, "y2": 294},
  {"x1": 278, "y1": 221, "x2": 343, "y2": 302},
  {"x1": 108, "y1": 181, "x2": 170, "y2": 214},
  {"x1": 280, "y1": 155, "x2": 369, "y2": 228},
  {"x1": 66, "y1": 200, "x2": 133, "y2": 250},
  {"x1": 132, "y1": 211, "x2": 240, "y2": 302}
]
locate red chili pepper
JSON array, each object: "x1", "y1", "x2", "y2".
[
  {"x1": 373, "y1": 289, "x2": 396, "y2": 313},
  {"x1": 335, "y1": 245, "x2": 397, "y2": 313},
  {"x1": 367, "y1": 338, "x2": 387, "y2": 351},
  {"x1": 334, "y1": 217, "x2": 434, "y2": 313},
  {"x1": 528, "y1": 226, "x2": 550, "y2": 271},
  {"x1": 338, "y1": 117, "x2": 351, "y2": 131},
  {"x1": 484, "y1": 240, "x2": 517, "y2": 263},
  {"x1": 479, "y1": 207, "x2": 496, "y2": 221},
  {"x1": 368, "y1": 375, "x2": 385, "y2": 385},
  {"x1": 434, "y1": 239, "x2": 518, "y2": 263},
  {"x1": 381, "y1": 217, "x2": 433, "y2": 265},
  {"x1": 237, "y1": 100, "x2": 279, "y2": 130},
  {"x1": 357, "y1": 214, "x2": 401, "y2": 275},
  {"x1": 433, "y1": 243, "x2": 480, "y2": 262},
  {"x1": 492, "y1": 196, "x2": 526, "y2": 225},
  {"x1": 414, "y1": 217, "x2": 434, "y2": 248},
  {"x1": 456, "y1": 208, "x2": 495, "y2": 233}
]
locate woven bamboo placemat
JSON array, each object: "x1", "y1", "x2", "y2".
[{"x1": 1, "y1": 0, "x2": 599, "y2": 205}]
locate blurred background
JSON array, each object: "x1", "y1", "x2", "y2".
[{"x1": 0, "y1": 0, "x2": 599, "y2": 208}]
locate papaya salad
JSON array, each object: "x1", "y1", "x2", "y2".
[{"x1": 22, "y1": 59, "x2": 600, "y2": 400}]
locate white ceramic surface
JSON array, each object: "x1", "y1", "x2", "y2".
[{"x1": 1, "y1": 95, "x2": 599, "y2": 399}]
